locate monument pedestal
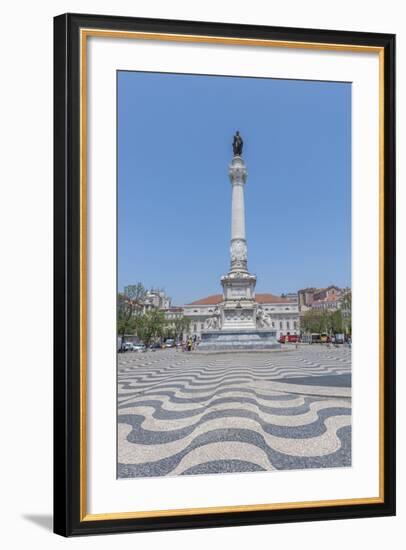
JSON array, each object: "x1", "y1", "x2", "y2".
[
  {"x1": 221, "y1": 271, "x2": 257, "y2": 329},
  {"x1": 199, "y1": 328, "x2": 280, "y2": 351}
]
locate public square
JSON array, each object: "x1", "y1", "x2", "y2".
[{"x1": 117, "y1": 345, "x2": 351, "y2": 478}]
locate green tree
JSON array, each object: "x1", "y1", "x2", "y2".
[
  {"x1": 302, "y1": 307, "x2": 349, "y2": 338},
  {"x1": 124, "y1": 283, "x2": 148, "y2": 304},
  {"x1": 340, "y1": 288, "x2": 352, "y2": 336},
  {"x1": 330, "y1": 309, "x2": 344, "y2": 334},
  {"x1": 160, "y1": 316, "x2": 191, "y2": 342},
  {"x1": 301, "y1": 309, "x2": 334, "y2": 335},
  {"x1": 301, "y1": 310, "x2": 324, "y2": 334},
  {"x1": 136, "y1": 309, "x2": 166, "y2": 347},
  {"x1": 117, "y1": 293, "x2": 138, "y2": 348},
  {"x1": 320, "y1": 310, "x2": 331, "y2": 334},
  {"x1": 172, "y1": 316, "x2": 191, "y2": 340},
  {"x1": 340, "y1": 288, "x2": 352, "y2": 313},
  {"x1": 117, "y1": 283, "x2": 147, "y2": 349}
]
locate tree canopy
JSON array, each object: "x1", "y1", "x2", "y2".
[
  {"x1": 301, "y1": 308, "x2": 351, "y2": 335},
  {"x1": 117, "y1": 282, "x2": 191, "y2": 347}
]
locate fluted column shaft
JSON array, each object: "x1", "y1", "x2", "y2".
[
  {"x1": 228, "y1": 155, "x2": 248, "y2": 272},
  {"x1": 231, "y1": 183, "x2": 246, "y2": 240}
]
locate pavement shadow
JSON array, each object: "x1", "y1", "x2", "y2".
[{"x1": 273, "y1": 373, "x2": 352, "y2": 388}]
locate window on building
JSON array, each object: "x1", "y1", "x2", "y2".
[
  {"x1": 193, "y1": 324, "x2": 197, "y2": 332},
  {"x1": 287, "y1": 321, "x2": 290, "y2": 330},
  {"x1": 294, "y1": 321, "x2": 297, "y2": 330},
  {"x1": 279, "y1": 321, "x2": 282, "y2": 329},
  {"x1": 272, "y1": 322, "x2": 275, "y2": 328},
  {"x1": 201, "y1": 323, "x2": 204, "y2": 330}
]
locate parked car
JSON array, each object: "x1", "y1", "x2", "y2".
[
  {"x1": 278, "y1": 334, "x2": 299, "y2": 344},
  {"x1": 131, "y1": 343, "x2": 146, "y2": 352},
  {"x1": 121, "y1": 342, "x2": 134, "y2": 352},
  {"x1": 120, "y1": 342, "x2": 146, "y2": 352},
  {"x1": 163, "y1": 339, "x2": 175, "y2": 348},
  {"x1": 334, "y1": 333, "x2": 345, "y2": 344},
  {"x1": 149, "y1": 342, "x2": 162, "y2": 350}
]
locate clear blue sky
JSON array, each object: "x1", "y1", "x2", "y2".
[{"x1": 118, "y1": 71, "x2": 351, "y2": 305}]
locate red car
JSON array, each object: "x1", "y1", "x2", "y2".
[{"x1": 278, "y1": 334, "x2": 299, "y2": 344}]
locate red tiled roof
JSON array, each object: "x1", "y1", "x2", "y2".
[
  {"x1": 256, "y1": 293, "x2": 293, "y2": 304},
  {"x1": 187, "y1": 293, "x2": 294, "y2": 306},
  {"x1": 187, "y1": 294, "x2": 223, "y2": 305}
]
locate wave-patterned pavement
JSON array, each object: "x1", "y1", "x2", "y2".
[{"x1": 117, "y1": 346, "x2": 351, "y2": 478}]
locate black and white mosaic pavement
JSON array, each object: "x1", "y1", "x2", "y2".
[{"x1": 117, "y1": 346, "x2": 351, "y2": 478}]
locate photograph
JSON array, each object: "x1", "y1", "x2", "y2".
[
  {"x1": 116, "y1": 70, "x2": 352, "y2": 479},
  {"x1": 51, "y1": 10, "x2": 396, "y2": 536},
  {"x1": 0, "y1": 0, "x2": 401, "y2": 545}
]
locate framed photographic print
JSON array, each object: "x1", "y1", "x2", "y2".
[{"x1": 54, "y1": 13, "x2": 396, "y2": 536}]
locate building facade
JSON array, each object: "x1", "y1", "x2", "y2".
[
  {"x1": 183, "y1": 293, "x2": 299, "y2": 340},
  {"x1": 298, "y1": 285, "x2": 345, "y2": 312},
  {"x1": 298, "y1": 287, "x2": 317, "y2": 310}
]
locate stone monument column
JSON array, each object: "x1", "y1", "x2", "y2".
[
  {"x1": 220, "y1": 132, "x2": 257, "y2": 328},
  {"x1": 198, "y1": 131, "x2": 280, "y2": 349},
  {"x1": 229, "y1": 156, "x2": 248, "y2": 273}
]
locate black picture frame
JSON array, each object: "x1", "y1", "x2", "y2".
[{"x1": 54, "y1": 12, "x2": 396, "y2": 536}]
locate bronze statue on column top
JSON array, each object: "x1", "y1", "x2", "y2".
[{"x1": 232, "y1": 131, "x2": 243, "y2": 156}]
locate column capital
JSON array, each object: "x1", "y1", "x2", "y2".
[{"x1": 229, "y1": 155, "x2": 247, "y2": 185}]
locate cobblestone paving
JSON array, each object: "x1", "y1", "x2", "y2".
[{"x1": 117, "y1": 345, "x2": 351, "y2": 478}]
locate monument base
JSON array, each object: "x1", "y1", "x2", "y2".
[{"x1": 198, "y1": 328, "x2": 280, "y2": 351}]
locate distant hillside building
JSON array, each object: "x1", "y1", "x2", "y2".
[
  {"x1": 313, "y1": 285, "x2": 341, "y2": 302},
  {"x1": 298, "y1": 287, "x2": 317, "y2": 309},
  {"x1": 282, "y1": 292, "x2": 298, "y2": 302},
  {"x1": 298, "y1": 285, "x2": 347, "y2": 312},
  {"x1": 143, "y1": 288, "x2": 172, "y2": 311}
]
